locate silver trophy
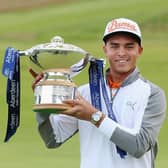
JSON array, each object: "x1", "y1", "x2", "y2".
[{"x1": 19, "y1": 36, "x2": 92, "y2": 113}]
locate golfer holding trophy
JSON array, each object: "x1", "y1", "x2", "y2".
[{"x1": 2, "y1": 18, "x2": 166, "y2": 168}]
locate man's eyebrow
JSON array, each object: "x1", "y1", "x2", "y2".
[
  {"x1": 125, "y1": 42, "x2": 136, "y2": 46},
  {"x1": 127, "y1": 41, "x2": 136, "y2": 44},
  {"x1": 109, "y1": 42, "x2": 119, "y2": 45}
]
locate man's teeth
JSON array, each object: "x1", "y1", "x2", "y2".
[{"x1": 119, "y1": 60, "x2": 127, "y2": 63}]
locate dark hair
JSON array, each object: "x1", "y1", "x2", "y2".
[{"x1": 103, "y1": 31, "x2": 141, "y2": 46}]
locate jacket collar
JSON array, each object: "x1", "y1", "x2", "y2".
[
  {"x1": 106, "y1": 67, "x2": 140, "y2": 88},
  {"x1": 121, "y1": 67, "x2": 140, "y2": 87}
]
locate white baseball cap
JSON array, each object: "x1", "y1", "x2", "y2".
[{"x1": 103, "y1": 18, "x2": 141, "y2": 45}]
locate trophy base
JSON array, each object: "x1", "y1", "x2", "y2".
[{"x1": 33, "y1": 104, "x2": 72, "y2": 114}]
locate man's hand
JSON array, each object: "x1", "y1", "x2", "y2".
[
  {"x1": 61, "y1": 94, "x2": 98, "y2": 121},
  {"x1": 29, "y1": 68, "x2": 44, "y2": 90}
]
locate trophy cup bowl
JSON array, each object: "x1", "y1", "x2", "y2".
[{"x1": 20, "y1": 36, "x2": 90, "y2": 113}]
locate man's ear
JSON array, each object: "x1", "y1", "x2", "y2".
[
  {"x1": 138, "y1": 46, "x2": 143, "y2": 55},
  {"x1": 136, "y1": 46, "x2": 143, "y2": 59}
]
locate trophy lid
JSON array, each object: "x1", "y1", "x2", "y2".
[{"x1": 20, "y1": 36, "x2": 90, "y2": 75}]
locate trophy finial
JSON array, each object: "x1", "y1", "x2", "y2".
[{"x1": 51, "y1": 36, "x2": 64, "y2": 44}]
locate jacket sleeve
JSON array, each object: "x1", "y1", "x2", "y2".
[
  {"x1": 36, "y1": 113, "x2": 78, "y2": 148},
  {"x1": 98, "y1": 85, "x2": 166, "y2": 158}
]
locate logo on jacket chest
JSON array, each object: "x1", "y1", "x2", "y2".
[{"x1": 126, "y1": 101, "x2": 137, "y2": 111}]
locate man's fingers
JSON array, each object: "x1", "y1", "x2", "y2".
[
  {"x1": 29, "y1": 68, "x2": 38, "y2": 78},
  {"x1": 29, "y1": 69, "x2": 44, "y2": 90},
  {"x1": 63, "y1": 100, "x2": 76, "y2": 106}
]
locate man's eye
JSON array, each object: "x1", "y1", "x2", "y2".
[
  {"x1": 126, "y1": 45, "x2": 134, "y2": 48},
  {"x1": 110, "y1": 45, "x2": 118, "y2": 48}
]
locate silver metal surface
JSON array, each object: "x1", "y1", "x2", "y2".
[
  {"x1": 34, "y1": 85, "x2": 76, "y2": 105},
  {"x1": 19, "y1": 36, "x2": 92, "y2": 76}
]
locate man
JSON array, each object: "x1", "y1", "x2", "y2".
[{"x1": 32, "y1": 18, "x2": 166, "y2": 168}]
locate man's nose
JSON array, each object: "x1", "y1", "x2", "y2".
[{"x1": 118, "y1": 47, "x2": 126, "y2": 56}]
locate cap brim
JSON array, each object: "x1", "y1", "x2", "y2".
[{"x1": 103, "y1": 31, "x2": 141, "y2": 45}]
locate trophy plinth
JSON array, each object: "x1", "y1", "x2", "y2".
[{"x1": 19, "y1": 36, "x2": 90, "y2": 113}]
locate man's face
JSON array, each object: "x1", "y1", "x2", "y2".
[{"x1": 103, "y1": 33, "x2": 143, "y2": 76}]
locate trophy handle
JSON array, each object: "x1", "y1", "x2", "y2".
[{"x1": 70, "y1": 54, "x2": 91, "y2": 77}]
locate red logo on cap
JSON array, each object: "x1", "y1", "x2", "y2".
[{"x1": 107, "y1": 20, "x2": 137, "y2": 33}]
